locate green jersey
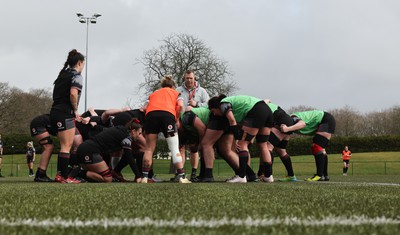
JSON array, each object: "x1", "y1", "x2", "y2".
[
  {"x1": 267, "y1": 102, "x2": 279, "y2": 113},
  {"x1": 291, "y1": 110, "x2": 324, "y2": 136},
  {"x1": 221, "y1": 96, "x2": 261, "y2": 123},
  {"x1": 181, "y1": 107, "x2": 210, "y2": 136}
]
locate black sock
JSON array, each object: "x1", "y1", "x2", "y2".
[
  {"x1": 148, "y1": 169, "x2": 154, "y2": 179},
  {"x1": 57, "y1": 152, "x2": 70, "y2": 178},
  {"x1": 238, "y1": 151, "x2": 249, "y2": 178},
  {"x1": 280, "y1": 154, "x2": 294, "y2": 176},
  {"x1": 69, "y1": 151, "x2": 78, "y2": 166},
  {"x1": 246, "y1": 165, "x2": 256, "y2": 178},
  {"x1": 270, "y1": 151, "x2": 274, "y2": 175},
  {"x1": 314, "y1": 153, "x2": 325, "y2": 177},
  {"x1": 257, "y1": 164, "x2": 263, "y2": 176},
  {"x1": 323, "y1": 154, "x2": 329, "y2": 177},
  {"x1": 199, "y1": 156, "x2": 205, "y2": 178},
  {"x1": 191, "y1": 168, "x2": 197, "y2": 176},
  {"x1": 204, "y1": 168, "x2": 213, "y2": 178},
  {"x1": 36, "y1": 168, "x2": 46, "y2": 177},
  {"x1": 263, "y1": 162, "x2": 272, "y2": 177}
]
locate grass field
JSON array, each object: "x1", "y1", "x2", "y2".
[{"x1": 0, "y1": 152, "x2": 399, "y2": 234}]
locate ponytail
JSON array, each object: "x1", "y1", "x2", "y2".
[
  {"x1": 55, "y1": 49, "x2": 85, "y2": 83},
  {"x1": 208, "y1": 94, "x2": 227, "y2": 109}
]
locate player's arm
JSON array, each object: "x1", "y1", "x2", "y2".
[
  {"x1": 70, "y1": 87, "x2": 81, "y2": 121},
  {"x1": 281, "y1": 119, "x2": 306, "y2": 133}
]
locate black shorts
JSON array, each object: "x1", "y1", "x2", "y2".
[
  {"x1": 273, "y1": 107, "x2": 294, "y2": 127},
  {"x1": 207, "y1": 114, "x2": 230, "y2": 134},
  {"x1": 26, "y1": 156, "x2": 34, "y2": 163},
  {"x1": 30, "y1": 115, "x2": 56, "y2": 137},
  {"x1": 144, "y1": 111, "x2": 177, "y2": 137},
  {"x1": 77, "y1": 141, "x2": 104, "y2": 164},
  {"x1": 317, "y1": 112, "x2": 336, "y2": 134},
  {"x1": 243, "y1": 101, "x2": 274, "y2": 129},
  {"x1": 343, "y1": 160, "x2": 350, "y2": 164},
  {"x1": 179, "y1": 129, "x2": 199, "y2": 146},
  {"x1": 50, "y1": 109, "x2": 75, "y2": 132}
]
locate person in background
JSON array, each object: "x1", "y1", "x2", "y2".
[
  {"x1": 26, "y1": 141, "x2": 36, "y2": 177},
  {"x1": 0, "y1": 134, "x2": 4, "y2": 177},
  {"x1": 342, "y1": 146, "x2": 352, "y2": 176},
  {"x1": 30, "y1": 114, "x2": 56, "y2": 182},
  {"x1": 50, "y1": 49, "x2": 85, "y2": 183},
  {"x1": 175, "y1": 70, "x2": 210, "y2": 179}
]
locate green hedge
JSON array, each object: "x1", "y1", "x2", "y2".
[
  {"x1": 245, "y1": 135, "x2": 400, "y2": 157},
  {"x1": 1, "y1": 134, "x2": 59, "y2": 155},
  {"x1": 2, "y1": 133, "x2": 400, "y2": 156}
]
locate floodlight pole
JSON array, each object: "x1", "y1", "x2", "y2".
[
  {"x1": 76, "y1": 13, "x2": 101, "y2": 112},
  {"x1": 9, "y1": 145, "x2": 14, "y2": 176}
]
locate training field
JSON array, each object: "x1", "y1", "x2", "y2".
[{"x1": 0, "y1": 153, "x2": 399, "y2": 234}]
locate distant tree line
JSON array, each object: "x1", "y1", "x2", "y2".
[
  {"x1": 0, "y1": 82, "x2": 52, "y2": 135},
  {"x1": 287, "y1": 105, "x2": 400, "y2": 137},
  {"x1": 1, "y1": 81, "x2": 400, "y2": 155}
]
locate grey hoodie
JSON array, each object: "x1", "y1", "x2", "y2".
[{"x1": 176, "y1": 81, "x2": 210, "y2": 111}]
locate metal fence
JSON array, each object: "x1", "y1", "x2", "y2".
[{"x1": 2, "y1": 161, "x2": 400, "y2": 178}]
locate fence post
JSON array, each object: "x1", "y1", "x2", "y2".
[
  {"x1": 351, "y1": 162, "x2": 354, "y2": 176},
  {"x1": 384, "y1": 161, "x2": 387, "y2": 175}
]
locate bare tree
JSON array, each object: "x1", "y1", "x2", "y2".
[
  {"x1": 329, "y1": 105, "x2": 362, "y2": 136},
  {"x1": 389, "y1": 106, "x2": 400, "y2": 135},
  {"x1": 137, "y1": 33, "x2": 237, "y2": 98},
  {"x1": 286, "y1": 105, "x2": 317, "y2": 114},
  {"x1": 0, "y1": 86, "x2": 52, "y2": 134},
  {"x1": 0, "y1": 82, "x2": 12, "y2": 130}
]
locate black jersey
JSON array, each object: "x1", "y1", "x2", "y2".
[
  {"x1": 51, "y1": 68, "x2": 83, "y2": 113},
  {"x1": 86, "y1": 126, "x2": 132, "y2": 154},
  {"x1": 76, "y1": 109, "x2": 107, "y2": 141},
  {"x1": 112, "y1": 109, "x2": 145, "y2": 126},
  {"x1": 26, "y1": 147, "x2": 35, "y2": 157},
  {"x1": 76, "y1": 122, "x2": 106, "y2": 141}
]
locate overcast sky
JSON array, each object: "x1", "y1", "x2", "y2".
[{"x1": 1, "y1": 0, "x2": 399, "y2": 114}]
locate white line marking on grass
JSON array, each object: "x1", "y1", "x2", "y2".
[
  {"x1": 316, "y1": 181, "x2": 400, "y2": 187},
  {"x1": 1, "y1": 216, "x2": 400, "y2": 228}
]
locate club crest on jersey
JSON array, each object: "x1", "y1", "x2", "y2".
[
  {"x1": 168, "y1": 125, "x2": 173, "y2": 130},
  {"x1": 57, "y1": 122, "x2": 63, "y2": 128},
  {"x1": 32, "y1": 128, "x2": 36, "y2": 133},
  {"x1": 85, "y1": 155, "x2": 90, "y2": 161}
]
